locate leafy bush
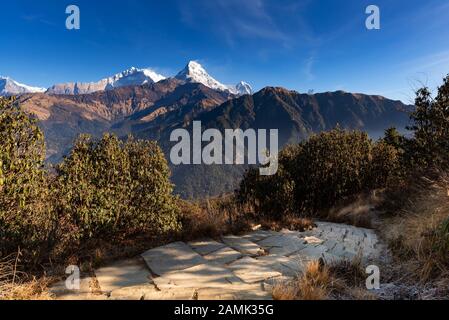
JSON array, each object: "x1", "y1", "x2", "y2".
[
  {"x1": 55, "y1": 134, "x2": 181, "y2": 242},
  {"x1": 237, "y1": 128, "x2": 400, "y2": 218},
  {"x1": 0, "y1": 97, "x2": 54, "y2": 262}
]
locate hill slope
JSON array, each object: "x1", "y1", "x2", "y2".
[{"x1": 131, "y1": 87, "x2": 411, "y2": 198}]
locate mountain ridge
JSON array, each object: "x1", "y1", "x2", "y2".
[
  {"x1": 1, "y1": 61, "x2": 253, "y2": 97},
  {"x1": 0, "y1": 76, "x2": 46, "y2": 96},
  {"x1": 46, "y1": 67, "x2": 166, "y2": 95},
  {"x1": 15, "y1": 80, "x2": 412, "y2": 198}
]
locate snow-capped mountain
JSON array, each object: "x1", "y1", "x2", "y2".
[
  {"x1": 2, "y1": 61, "x2": 252, "y2": 97},
  {"x1": 231, "y1": 81, "x2": 253, "y2": 95},
  {"x1": 175, "y1": 61, "x2": 230, "y2": 92},
  {"x1": 47, "y1": 67, "x2": 166, "y2": 95},
  {"x1": 175, "y1": 61, "x2": 252, "y2": 96},
  {"x1": 0, "y1": 76, "x2": 46, "y2": 96}
]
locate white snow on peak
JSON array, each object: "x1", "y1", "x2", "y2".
[
  {"x1": 175, "y1": 61, "x2": 230, "y2": 92},
  {"x1": 1, "y1": 62, "x2": 253, "y2": 97},
  {"x1": 231, "y1": 81, "x2": 253, "y2": 95},
  {"x1": 0, "y1": 76, "x2": 46, "y2": 96},
  {"x1": 175, "y1": 61, "x2": 253, "y2": 96},
  {"x1": 107, "y1": 67, "x2": 166, "y2": 85},
  {"x1": 47, "y1": 67, "x2": 166, "y2": 95}
]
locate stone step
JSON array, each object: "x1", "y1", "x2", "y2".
[
  {"x1": 221, "y1": 235, "x2": 265, "y2": 256},
  {"x1": 188, "y1": 239, "x2": 227, "y2": 256},
  {"x1": 95, "y1": 258, "x2": 152, "y2": 293},
  {"x1": 153, "y1": 263, "x2": 242, "y2": 290},
  {"x1": 228, "y1": 256, "x2": 282, "y2": 283},
  {"x1": 196, "y1": 284, "x2": 272, "y2": 300},
  {"x1": 141, "y1": 241, "x2": 206, "y2": 276},
  {"x1": 203, "y1": 247, "x2": 243, "y2": 265},
  {"x1": 50, "y1": 220, "x2": 384, "y2": 301}
]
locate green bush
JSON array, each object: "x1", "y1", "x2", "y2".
[
  {"x1": 55, "y1": 134, "x2": 181, "y2": 242},
  {"x1": 237, "y1": 128, "x2": 400, "y2": 218},
  {"x1": 0, "y1": 97, "x2": 54, "y2": 262}
]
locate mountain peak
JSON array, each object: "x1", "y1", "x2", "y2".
[
  {"x1": 187, "y1": 60, "x2": 202, "y2": 69},
  {"x1": 47, "y1": 67, "x2": 166, "y2": 95},
  {"x1": 0, "y1": 76, "x2": 46, "y2": 96},
  {"x1": 234, "y1": 81, "x2": 253, "y2": 95},
  {"x1": 175, "y1": 61, "x2": 252, "y2": 96},
  {"x1": 175, "y1": 61, "x2": 229, "y2": 92}
]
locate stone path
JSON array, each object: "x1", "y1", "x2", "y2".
[{"x1": 50, "y1": 221, "x2": 383, "y2": 300}]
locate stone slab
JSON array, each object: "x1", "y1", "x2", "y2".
[
  {"x1": 277, "y1": 257, "x2": 307, "y2": 275},
  {"x1": 196, "y1": 284, "x2": 272, "y2": 300},
  {"x1": 203, "y1": 247, "x2": 243, "y2": 265},
  {"x1": 228, "y1": 256, "x2": 282, "y2": 283},
  {"x1": 141, "y1": 242, "x2": 206, "y2": 276},
  {"x1": 55, "y1": 293, "x2": 108, "y2": 300},
  {"x1": 95, "y1": 258, "x2": 152, "y2": 293},
  {"x1": 109, "y1": 284, "x2": 158, "y2": 300},
  {"x1": 49, "y1": 277, "x2": 95, "y2": 299},
  {"x1": 241, "y1": 230, "x2": 279, "y2": 242},
  {"x1": 109, "y1": 285, "x2": 195, "y2": 300},
  {"x1": 145, "y1": 288, "x2": 196, "y2": 300},
  {"x1": 258, "y1": 234, "x2": 307, "y2": 256},
  {"x1": 153, "y1": 263, "x2": 242, "y2": 290},
  {"x1": 256, "y1": 255, "x2": 300, "y2": 277},
  {"x1": 321, "y1": 252, "x2": 344, "y2": 264},
  {"x1": 304, "y1": 236, "x2": 324, "y2": 245},
  {"x1": 188, "y1": 239, "x2": 226, "y2": 256},
  {"x1": 222, "y1": 235, "x2": 264, "y2": 256},
  {"x1": 292, "y1": 244, "x2": 328, "y2": 261}
]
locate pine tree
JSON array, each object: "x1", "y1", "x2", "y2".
[{"x1": 408, "y1": 75, "x2": 449, "y2": 168}]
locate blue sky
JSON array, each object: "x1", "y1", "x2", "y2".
[{"x1": 1, "y1": 0, "x2": 448, "y2": 103}]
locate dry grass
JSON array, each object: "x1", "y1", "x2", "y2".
[
  {"x1": 273, "y1": 260, "x2": 346, "y2": 300},
  {"x1": 273, "y1": 258, "x2": 377, "y2": 301},
  {"x1": 179, "y1": 195, "x2": 316, "y2": 240},
  {"x1": 0, "y1": 253, "x2": 52, "y2": 300},
  {"x1": 178, "y1": 196, "x2": 253, "y2": 241},
  {"x1": 328, "y1": 254, "x2": 366, "y2": 287},
  {"x1": 380, "y1": 171, "x2": 449, "y2": 282},
  {"x1": 325, "y1": 191, "x2": 383, "y2": 228},
  {"x1": 259, "y1": 216, "x2": 315, "y2": 232},
  {"x1": 296, "y1": 260, "x2": 343, "y2": 300}
]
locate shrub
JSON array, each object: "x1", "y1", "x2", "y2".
[
  {"x1": 55, "y1": 134, "x2": 181, "y2": 243},
  {"x1": 236, "y1": 144, "x2": 300, "y2": 219},
  {"x1": 291, "y1": 128, "x2": 373, "y2": 214},
  {"x1": 1, "y1": 99, "x2": 182, "y2": 266},
  {"x1": 369, "y1": 140, "x2": 401, "y2": 188},
  {"x1": 237, "y1": 128, "x2": 399, "y2": 219},
  {"x1": 0, "y1": 97, "x2": 54, "y2": 263}
]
